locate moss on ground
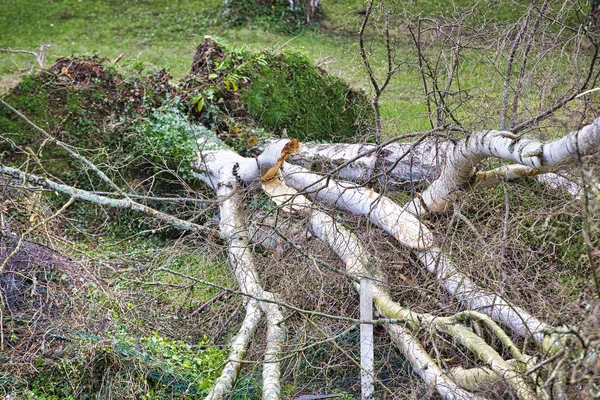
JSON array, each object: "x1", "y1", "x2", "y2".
[
  {"x1": 241, "y1": 49, "x2": 374, "y2": 142},
  {"x1": 181, "y1": 38, "x2": 374, "y2": 145}
]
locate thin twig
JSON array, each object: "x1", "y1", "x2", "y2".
[
  {"x1": 501, "y1": 0, "x2": 537, "y2": 130},
  {"x1": 1, "y1": 197, "x2": 74, "y2": 273},
  {"x1": 0, "y1": 99, "x2": 130, "y2": 199}
]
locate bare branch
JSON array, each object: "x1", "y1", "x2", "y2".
[{"x1": 0, "y1": 165, "x2": 213, "y2": 235}]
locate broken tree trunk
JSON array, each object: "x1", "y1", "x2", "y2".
[{"x1": 191, "y1": 118, "x2": 600, "y2": 398}]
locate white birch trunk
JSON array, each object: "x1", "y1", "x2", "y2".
[
  {"x1": 195, "y1": 141, "x2": 562, "y2": 347},
  {"x1": 406, "y1": 117, "x2": 600, "y2": 215},
  {"x1": 261, "y1": 294, "x2": 286, "y2": 400},
  {"x1": 194, "y1": 142, "x2": 434, "y2": 249},
  {"x1": 279, "y1": 162, "x2": 434, "y2": 249},
  {"x1": 289, "y1": 138, "x2": 448, "y2": 189},
  {"x1": 214, "y1": 173, "x2": 285, "y2": 400},
  {"x1": 260, "y1": 178, "x2": 499, "y2": 399},
  {"x1": 191, "y1": 119, "x2": 600, "y2": 398},
  {"x1": 205, "y1": 300, "x2": 262, "y2": 400}
]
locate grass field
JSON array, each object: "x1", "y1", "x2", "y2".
[{"x1": 0, "y1": 0, "x2": 549, "y2": 134}]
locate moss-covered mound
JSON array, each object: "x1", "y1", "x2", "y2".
[
  {"x1": 1, "y1": 38, "x2": 373, "y2": 180},
  {"x1": 0, "y1": 57, "x2": 174, "y2": 182},
  {"x1": 182, "y1": 37, "x2": 374, "y2": 145}
]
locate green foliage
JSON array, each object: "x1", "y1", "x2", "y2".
[
  {"x1": 114, "y1": 331, "x2": 228, "y2": 396},
  {"x1": 150, "y1": 249, "x2": 235, "y2": 303},
  {"x1": 181, "y1": 40, "x2": 374, "y2": 144},
  {"x1": 20, "y1": 332, "x2": 227, "y2": 399},
  {"x1": 130, "y1": 104, "x2": 225, "y2": 181},
  {"x1": 0, "y1": 57, "x2": 163, "y2": 176},
  {"x1": 0, "y1": 75, "x2": 51, "y2": 153}
]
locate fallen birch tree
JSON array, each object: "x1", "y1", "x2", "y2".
[
  {"x1": 2, "y1": 108, "x2": 599, "y2": 398},
  {"x1": 2, "y1": 4, "x2": 600, "y2": 395},
  {"x1": 2, "y1": 90, "x2": 599, "y2": 398},
  {"x1": 189, "y1": 117, "x2": 600, "y2": 399}
]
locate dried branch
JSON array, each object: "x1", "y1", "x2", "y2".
[
  {"x1": 0, "y1": 165, "x2": 213, "y2": 235},
  {"x1": 501, "y1": 0, "x2": 537, "y2": 130},
  {"x1": 0, "y1": 43, "x2": 50, "y2": 69}
]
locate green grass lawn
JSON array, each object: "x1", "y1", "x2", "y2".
[
  {"x1": 0, "y1": 0, "x2": 590, "y2": 134},
  {"x1": 0, "y1": 0, "x2": 483, "y2": 134}
]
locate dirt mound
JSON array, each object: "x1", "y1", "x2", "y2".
[
  {"x1": 49, "y1": 57, "x2": 110, "y2": 88},
  {"x1": 46, "y1": 56, "x2": 175, "y2": 117},
  {"x1": 188, "y1": 36, "x2": 225, "y2": 79},
  {"x1": 0, "y1": 236, "x2": 72, "y2": 311}
]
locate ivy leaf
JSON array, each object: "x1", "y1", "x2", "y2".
[{"x1": 196, "y1": 96, "x2": 204, "y2": 112}]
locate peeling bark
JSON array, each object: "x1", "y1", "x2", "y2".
[{"x1": 288, "y1": 138, "x2": 449, "y2": 189}]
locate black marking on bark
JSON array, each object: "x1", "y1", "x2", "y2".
[{"x1": 232, "y1": 162, "x2": 247, "y2": 187}]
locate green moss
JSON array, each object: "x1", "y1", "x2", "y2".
[
  {"x1": 240, "y1": 50, "x2": 374, "y2": 142},
  {"x1": 0, "y1": 75, "x2": 49, "y2": 147}
]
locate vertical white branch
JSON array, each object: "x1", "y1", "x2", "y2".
[
  {"x1": 261, "y1": 294, "x2": 286, "y2": 400},
  {"x1": 206, "y1": 300, "x2": 262, "y2": 400},
  {"x1": 216, "y1": 173, "x2": 286, "y2": 400},
  {"x1": 360, "y1": 277, "x2": 374, "y2": 400}
]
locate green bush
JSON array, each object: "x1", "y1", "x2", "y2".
[
  {"x1": 182, "y1": 41, "x2": 375, "y2": 144},
  {"x1": 221, "y1": 0, "x2": 316, "y2": 34},
  {"x1": 129, "y1": 104, "x2": 225, "y2": 181}
]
